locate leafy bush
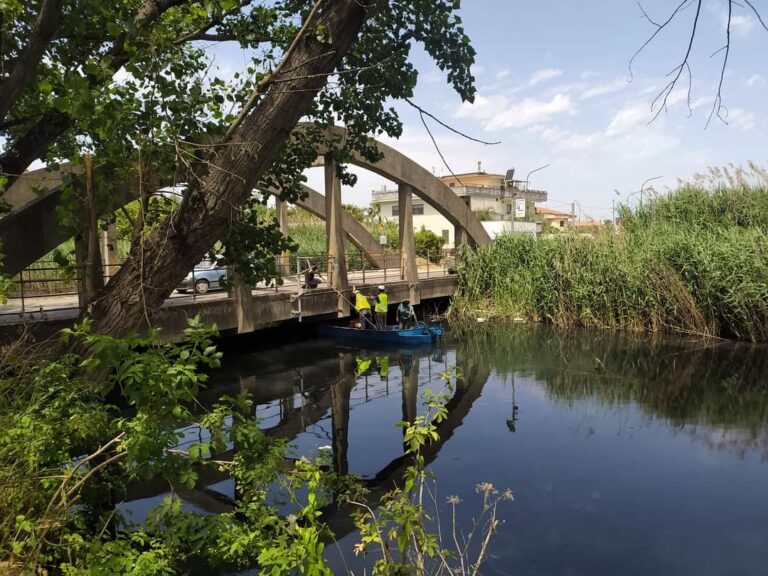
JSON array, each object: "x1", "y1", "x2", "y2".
[{"x1": 414, "y1": 228, "x2": 445, "y2": 262}]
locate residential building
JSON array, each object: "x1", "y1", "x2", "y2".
[
  {"x1": 535, "y1": 206, "x2": 573, "y2": 231},
  {"x1": 370, "y1": 163, "x2": 547, "y2": 246}
]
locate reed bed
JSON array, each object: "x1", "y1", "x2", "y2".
[{"x1": 452, "y1": 179, "x2": 768, "y2": 342}]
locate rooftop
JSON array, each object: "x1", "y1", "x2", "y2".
[{"x1": 535, "y1": 206, "x2": 571, "y2": 217}]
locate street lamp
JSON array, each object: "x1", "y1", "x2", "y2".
[
  {"x1": 525, "y1": 164, "x2": 551, "y2": 189},
  {"x1": 612, "y1": 189, "x2": 621, "y2": 226},
  {"x1": 639, "y1": 175, "x2": 663, "y2": 209}
]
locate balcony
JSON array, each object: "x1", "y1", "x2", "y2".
[{"x1": 371, "y1": 181, "x2": 547, "y2": 203}]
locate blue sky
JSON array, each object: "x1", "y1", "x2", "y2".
[{"x1": 221, "y1": 1, "x2": 768, "y2": 219}]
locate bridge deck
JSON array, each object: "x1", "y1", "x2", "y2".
[{"x1": 0, "y1": 267, "x2": 457, "y2": 341}]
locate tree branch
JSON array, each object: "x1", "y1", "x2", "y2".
[
  {"x1": 648, "y1": 0, "x2": 702, "y2": 122},
  {"x1": 173, "y1": 0, "x2": 258, "y2": 45},
  {"x1": 707, "y1": 0, "x2": 731, "y2": 127},
  {"x1": 404, "y1": 97, "x2": 500, "y2": 146},
  {"x1": 0, "y1": 0, "x2": 190, "y2": 188},
  {"x1": 629, "y1": 0, "x2": 694, "y2": 83},
  {"x1": 743, "y1": 0, "x2": 768, "y2": 31},
  {"x1": 0, "y1": 0, "x2": 64, "y2": 124}
]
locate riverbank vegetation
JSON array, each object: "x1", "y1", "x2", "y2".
[{"x1": 452, "y1": 172, "x2": 768, "y2": 342}]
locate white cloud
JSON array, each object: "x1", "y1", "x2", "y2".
[
  {"x1": 605, "y1": 89, "x2": 693, "y2": 136},
  {"x1": 422, "y1": 69, "x2": 442, "y2": 83},
  {"x1": 729, "y1": 14, "x2": 755, "y2": 35},
  {"x1": 580, "y1": 78, "x2": 628, "y2": 100},
  {"x1": 457, "y1": 93, "x2": 575, "y2": 130},
  {"x1": 606, "y1": 102, "x2": 651, "y2": 136},
  {"x1": 726, "y1": 108, "x2": 757, "y2": 130},
  {"x1": 743, "y1": 74, "x2": 767, "y2": 89},
  {"x1": 496, "y1": 69, "x2": 510, "y2": 79},
  {"x1": 528, "y1": 68, "x2": 563, "y2": 86}
]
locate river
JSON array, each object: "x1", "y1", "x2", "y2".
[{"x1": 124, "y1": 323, "x2": 768, "y2": 575}]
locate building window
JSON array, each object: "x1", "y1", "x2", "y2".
[
  {"x1": 506, "y1": 204, "x2": 512, "y2": 214},
  {"x1": 391, "y1": 204, "x2": 399, "y2": 217},
  {"x1": 463, "y1": 197, "x2": 471, "y2": 208},
  {"x1": 442, "y1": 229, "x2": 450, "y2": 243},
  {"x1": 559, "y1": 220, "x2": 565, "y2": 228},
  {"x1": 413, "y1": 203, "x2": 424, "y2": 215}
]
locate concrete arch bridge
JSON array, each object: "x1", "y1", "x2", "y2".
[{"x1": 0, "y1": 126, "x2": 490, "y2": 339}]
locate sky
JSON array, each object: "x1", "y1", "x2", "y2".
[
  {"x1": 279, "y1": 0, "x2": 766, "y2": 220},
  {"x1": 28, "y1": 0, "x2": 762, "y2": 222}
]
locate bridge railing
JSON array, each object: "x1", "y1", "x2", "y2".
[{"x1": 0, "y1": 249, "x2": 453, "y2": 320}]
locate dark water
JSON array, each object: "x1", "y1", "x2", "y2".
[{"x1": 124, "y1": 324, "x2": 768, "y2": 575}]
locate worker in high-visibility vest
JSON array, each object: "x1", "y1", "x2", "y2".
[
  {"x1": 352, "y1": 287, "x2": 372, "y2": 328},
  {"x1": 374, "y1": 285, "x2": 388, "y2": 330}
]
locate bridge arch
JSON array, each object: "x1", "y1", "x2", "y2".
[{"x1": 313, "y1": 125, "x2": 491, "y2": 248}]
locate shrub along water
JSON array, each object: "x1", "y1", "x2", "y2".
[{"x1": 452, "y1": 180, "x2": 768, "y2": 342}]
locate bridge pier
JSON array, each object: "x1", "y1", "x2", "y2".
[
  {"x1": 454, "y1": 225, "x2": 470, "y2": 249},
  {"x1": 401, "y1": 353, "x2": 420, "y2": 436},
  {"x1": 233, "y1": 268, "x2": 255, "y2": 334},
  {"x1": 324, "y1": 157, "x2": 349, "y2": 316},
  {"x1": 275, "y1": 196, "x2": 291, "y2": 278},
  {"x1": 398, "y1": 183, "x2": 421, "y2": 305},
  {"x1": 100, "y1": 224, "x2": 118, "y2": 283}
]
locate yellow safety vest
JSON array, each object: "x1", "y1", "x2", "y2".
[
  {"x1": 356, "y1": 357, "x2": 372, "y2": 376},
  {"x1": 377, "y1": 355, "x2": 389, "y2": 378},
  {"x1": 374, "y1": 292, "x2": 388, "y2": 313},
  {"x1": 355, "y1": 292, "x2": 371, "y2": 311}
]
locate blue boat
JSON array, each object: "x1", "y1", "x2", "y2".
[{"x1": 319, "y1": 322, "x2": 442, "y2": 346}]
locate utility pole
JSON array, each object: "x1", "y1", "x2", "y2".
[{"x1": 570, "y1": 201, "x2": 575, "y2": 229}]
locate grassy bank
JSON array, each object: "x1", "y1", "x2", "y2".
[{"x1": 452, "y1": 181, "x2": 768, "y2": 341}]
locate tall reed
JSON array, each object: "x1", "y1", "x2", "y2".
[{"x1": 452, "y1": 178, "x2": 768, "y2": 342}]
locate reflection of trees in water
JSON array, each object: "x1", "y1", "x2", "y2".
[{"x1": 455, "y1": 323, "x2": 768, "y2": 456}]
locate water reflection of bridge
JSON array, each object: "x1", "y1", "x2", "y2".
[{"x1": 124, "y1": 341, "x2": 491, "y2": 532}]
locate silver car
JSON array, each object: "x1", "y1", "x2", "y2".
[{"x1": 176, "y1": 260, "x2": 227, "y2": 294}]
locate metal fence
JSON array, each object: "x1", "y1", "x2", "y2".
[{"x1": 0, "y1": 250, "x2": 452, "y2": 320}]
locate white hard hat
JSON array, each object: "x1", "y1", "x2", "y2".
[{"x1": 378, "y1": 285, "x2": 385, "y2": 290}]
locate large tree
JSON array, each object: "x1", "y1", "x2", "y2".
[{"x1": 0, "y1": 0, "x2": 477, "y2": 338}]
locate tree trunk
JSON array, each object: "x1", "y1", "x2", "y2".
[{"x1": 84, "y1": 0, "x2": 372, "y2": 338}]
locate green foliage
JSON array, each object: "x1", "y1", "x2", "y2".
[
  {"x1": 453, "y1": 182, "x2": 768, "y2": 342},
  {"x1": 352, "y1": 370, "x2": 511, "y2": 575},
  {"x1": 0, "y1": 318, "x2": 346, "y2": 574},
  {"x1": 414, "y1": 228, "x2": 445, "y2": 262}
]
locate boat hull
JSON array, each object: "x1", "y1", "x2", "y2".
[{"x1": 318, "y1": 323, "x2": 441, "y2": 346}]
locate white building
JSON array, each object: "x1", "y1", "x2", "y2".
[{"x1": 371, "y1": 167, "x2": 547, "y2": 247}]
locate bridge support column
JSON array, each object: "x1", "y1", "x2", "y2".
[
  {"x1": 398, "y1": 183, "x2": 420, "y2": 305},
  {"x1": 401, "y1": 354, "x2": 420, "y2": 438},
  {"x1": 275, "y1": 196, "x2": 291, "y2": 278},
  {"x1": 331, "y1": 354, "x2": 354, "y2": 474},
  {"x1": 233, "y1": 268, "x2": 255, "y2": 334},
  {"x1": 100, "y1": 224, "x2": 118, "y2": 284},
  {"x1": 324, "y1": 157, "x2": 349, "y2": 316},
  {"x1": 454, "y1": 225, "x2": 469, "y2": 249}
]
